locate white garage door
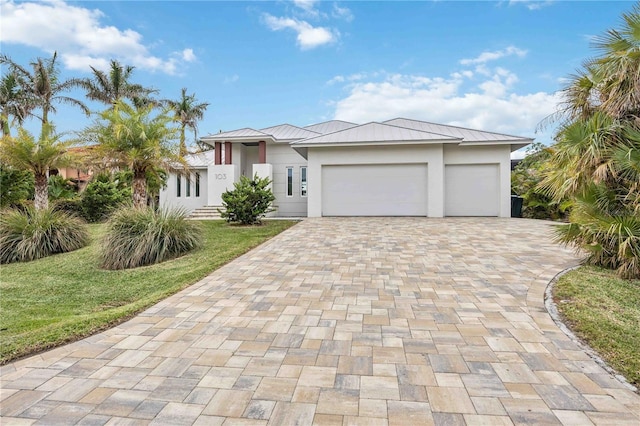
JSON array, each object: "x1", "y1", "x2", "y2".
[
  {"x1": 445, "y1": 164, "x2": 500, "y2": 216},
  {"x1": 322, "y1": 164, "x2": 428, "y2": 216}
]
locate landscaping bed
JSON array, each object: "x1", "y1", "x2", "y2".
[
  {"x1": 0, "y1": 220, "x2": 297, "y2": 364},
  {"x1": 553, "y1": 266, "x2": 640, "y2": 387}
]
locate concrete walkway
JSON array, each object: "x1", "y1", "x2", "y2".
[{"x1": 1, "y1": 218, "x2": 639, "y2": 425}]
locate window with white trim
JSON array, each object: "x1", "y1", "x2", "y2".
[
  {"x1": 286, "y1": 166, "x2": 293, "y2": 197},
  {"x1": 300, "y1": 166, "x2": 307, "y2": 197},
  {"x1": 186, "y1": 176, "x2": 191, "y2": 197},
  {"x1": 195, "y1": 173, "x2": 200, "y2": 197},
  {"x1": 176, "y1": 174, "x2": 181, "y2": 197}
]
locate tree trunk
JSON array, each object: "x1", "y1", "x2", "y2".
[
  {"x1": 132, "y1": 169, "x2": 147, "y2": 209},
  {"x1": 1, "y1": 111, "x2": 10, "y2": 137},
  {"x1": 179, "y1": 124, "x2": 187, "y2": 156},
  {"x1": 34, "y1": 172, "x2": 48, "y2": 211}
]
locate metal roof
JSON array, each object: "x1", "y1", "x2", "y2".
[
  {"x1": 185, "y1": 150, "x2": 215, "y2": 168},
  {"x1": 383, "y1": 118, "x2": 531, "y2": 142},
  {"x1": 293, "y1": 122, "x2": 460, "y2": 146},
  {"x1": 201, "y1": 128, "x2": 270, "y2": 141},
  {"x1": 259, "y1": 124, "x2": 320, "y2": 140},
  {"x1": 303, "y1": 120, "x2": 358, "y2": 134}
]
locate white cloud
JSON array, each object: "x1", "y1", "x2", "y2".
[
  {"x1": 181, "y1": 48, "x2": 196, "y2": 62},
  {"x1": 293, "y1": 0, "x2": 319, "y2": 12},
  {"x1": 326, "y1": 72, "x2": 370, "y2": 85},
  {"x1": 224, "y1": 74, "x2": 239, "y2": 84},
  {"x1": 460, "y1": 46, "x2": 528, "y2": 66},
  {"x1": 330, "y1": 70, "x2": 560, "y2": 142},
  {"x1": 508, "y1": 0, "x2": 554, "y2": 11},
  {"x1": 1, "y1": 0, "x2": 195, "y2": 74},
  {"x1": 263, "y1": 14, "x2": 337, "y2": 50},
  {"x1": 332, "y1": 3, "x2": 354, "y2": 22},
  {"x1": 291, "y1": 0, "x2": 323, "y2": 19}
]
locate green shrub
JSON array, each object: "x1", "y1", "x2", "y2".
[
  {"x1": 555, "y1": 184, "x2": 640, "y2": 279},
  {"x1": 220, "y1": 174, "x2": 275, "y2": 225},
  {"x1": 48, "y1": 175, "x2": 78, "y2": 201},
  {"x1": 81, "y1": 173, "x2": 131, "y2": 222},
  {"x1": 53, "y1": 197, "x2": 84, "y2": 216},
  {"x1": 101, "y1": 206, "x2": 202, "y2": 270},
  {"x1": 0, "y1": 206, "x2": 89, "y2": 264},
  {"x1": 511, "y1": 143, "x2": 567, "y2": 220},
  {"x1": 0, "y1": 165, "x2": 33, "y2": 208}
]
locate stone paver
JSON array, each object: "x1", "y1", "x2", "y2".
[{"x1": 2, "y1": 218, "x2": 639, "y2": 425}]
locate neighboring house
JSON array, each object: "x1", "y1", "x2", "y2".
[
  {"x1": 52, "y1": 146, "x2": 96, "y2": 192},
  {"x1": 159, "y1": 118, "x2": 532, "y2": 218}
]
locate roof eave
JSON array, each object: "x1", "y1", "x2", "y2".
[
  {"x1": 199, "y1": 135, "x2": 277, "y2": 143},
  {"x1": 459, "y1": 138, "x2": 533, "y2": 146},
  {"x1": 292, "y1": 139, "x2": 461, "y2": 148},
  {"x1": 292, "y1": 146, "x2": 308, "y2": 159}
]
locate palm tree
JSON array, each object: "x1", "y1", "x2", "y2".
[
  {"x1": 0, "y1": 72, "x2": 30, "y2": 137},
  {"x1": 541, "y1": 4, "x2": 640, "y2": 278},
  {"x1": 79, "y1": 60, "x2": 157, "y2": 108},
  {"x1": 558, "y1": 4, "x2": 640, "y2": 122},
  {"x1": 591, "y1": 4, "x2": 640, "y2": 120},
  {"x1": 0, "y1": 52, "x2": 89, "y2": 133},
  {"x1": 84, "y1": 101, "x2": 184, "y2": 208},
  {"x1": 0, "y1": 124, "x2": 75, "y2": 210},
  {"x1": 164, "y1": 88, "x2": 209, "y2": 155}
]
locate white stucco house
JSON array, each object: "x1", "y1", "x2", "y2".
[{"x1": 159, "y1": 118, "x2": 532, "y2": 218}]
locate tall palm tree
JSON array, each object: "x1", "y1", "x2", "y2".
[
  {"x1": 0, "y1": 52, "x2": 89, "y2": 133},
  {"x1": 0, "y1": 124, "x2": 75, "y2": 210},
  {"x1": 79, "y1": 60, "x2": 157, "y2": 108},
  {"x1": 559, "y1": 4, "x2": 640, "y2": 122},
  {"x1": 591, "y1": 4, "x2": 640, "y2": 120},
  {"x1": 164, "y1": 88, "x2": 209, "y2": 155},
  {"x1": 0, "y1": 72, "x2": 30, "y2": 137},
  {"x1": 84, "y1": 101, "x2": 184, "y2": 208},
  {"x1": 541, "y1": 4, "x2": 640, "y2": 278}
]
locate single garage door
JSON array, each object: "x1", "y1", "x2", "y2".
[
  {"x1": 322, "y1": 163, "x2": 428, "y2": 216},
  {"x1": 445, "y1": 164, "x2": 499, "y2": 216}
]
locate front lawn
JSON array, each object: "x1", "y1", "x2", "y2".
[
  {"x1": 0, "y1": 220, "x2": 297, "y2": 364},
  {"x1": 553, "y1": 266, "x2": 640, "y2": 387}
]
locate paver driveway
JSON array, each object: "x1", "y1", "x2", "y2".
[{"x1": 2, "y1": 218, "x2": 639, "y2": 425}]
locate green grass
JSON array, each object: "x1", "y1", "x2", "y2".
[
  {"x1": 554, "y1": 265, "x2": 640, "y2": 387},
  {"x1": 0, "y1": 220, "x2": 297, "y2": 364}
]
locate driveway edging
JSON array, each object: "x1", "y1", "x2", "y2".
[{"x1": 544, "y1": 265, "x2": 638, "y2": 393}]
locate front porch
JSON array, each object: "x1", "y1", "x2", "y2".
[{"x1": 206, "y1": 139, "x2": 274, "y2": 208}]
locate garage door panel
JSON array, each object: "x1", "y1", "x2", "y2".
[
  {"x1": 445, "y1": 164, "x2": 499, "y2": 216},
  {"x1": 322, "y1": 164, "x2": 428, "y2": 216}
]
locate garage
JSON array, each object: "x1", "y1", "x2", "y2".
[
  {"x1": 322, "y1": 163, "x2": 428, "y2": 216},
  {"x1": 445, "y1": 164, "x2": 500, "y2": 216}
]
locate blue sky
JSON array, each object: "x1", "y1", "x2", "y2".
[{"x1": 1, "y1": 0, "x2": 634, "y2": 154}]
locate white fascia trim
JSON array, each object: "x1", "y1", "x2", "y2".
[
  {"x1": 458, "y1": 139, "x2": 533, "y2": 146},
  {"x1": 199, "y1": 135, "x2": 276, "y2": 143},
  {"x1": 293, "y1": 139, "x2": 462, "y2": 148}
]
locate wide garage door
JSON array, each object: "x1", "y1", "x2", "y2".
[
  {"x1": 445, "y1": 164, "x2": 499, "y2": 216},
  {"x1": 322, "y1": 164, "x2": 428, "y2": 216}
]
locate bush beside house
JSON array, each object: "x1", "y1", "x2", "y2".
[{"x1": 220, "y1": 175, "x2": 276, "y2": 225}]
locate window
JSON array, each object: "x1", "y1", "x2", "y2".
[
  {"x1": 176, "y1": 174, "x2": 181, "y2": 197},
  {"x1": 300, "y1": 166, "x2": 307, "y2": 197},
  {"x1": 286, "y1": 166, "x2": 293, "y2": 197},
  {"x1": 186, "y1": 176, "x2": 191, "y2": 197},
  {"x1": 195, "y1": 173, "x2": 200, "y2": 197}
]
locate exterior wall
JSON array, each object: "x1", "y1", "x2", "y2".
[
  {"x1": 159, "y1": 168, "x2": 208, "y2": 214},
  {"x1": 443, "y1": 144, "x2": 512, "y2": 217},
  {"x1": 242, "y1": 146, "x2": 260, "y2": 177},
  {"x1": 207, "y1": 164, "x2": 239, "y2": 206},
  {"x1": 307, "y1": 144, "x2": 444, "y2": 217},
  {"x1": 57, "y1": 166, "x2": 92, "y2": 191},
  {"x1": 267, "y1": 143, "x2": 308, "y2": 217}
]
